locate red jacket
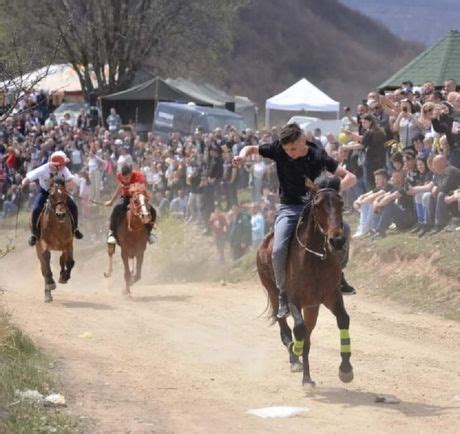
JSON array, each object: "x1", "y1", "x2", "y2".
[{"x1": 117, "y1": 171, "x2": 146, "y2": 196}]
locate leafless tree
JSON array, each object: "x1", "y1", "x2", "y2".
[
  {"x1": 13, "y1": 0, "x2": 246, "y2": 98},
  {"x1": 0, "y1": 4, "x2": 67, "y2": 121}
]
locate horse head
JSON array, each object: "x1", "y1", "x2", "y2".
[
  {"x1": 128, "y1": 183, "x2": 152, "y2": 225},
  {"x1": 48, "y1": 177, "x2": 68, "y2": 222},
  {"x1": 306, "y1": 174, "x2": 345, "y2": 252}
]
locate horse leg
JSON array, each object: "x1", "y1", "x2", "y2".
[
  {"x1": 131, "y1": 251, "x2": 144, "y2": 285},
  {"x1": 289, "y1": 303, "x2": 319, "y2": 387},
  {"x1": 37, "y1": 247, "x2": 54, "y2": 302},
  {"x1": 104, "y1": 244, "x2": 115, "y2": 278},
  {"x1": 325, "y1": 295, "x2": 353, "y2": 383},
  {"x1": 301, "y1": 305, "x2": 320, "y2": 388},
  {"x1": 278, "y1": 318, "x2": 302, "y2": 372},
  {"x1": 121, "y1": 250, "x2": 131, "y2": 296},
  {"x1": 59, "y1": 248, "x2": 75, "y2": 283},
  {"x1": 66, "y1": 247, "x2": 75, "y2": 281}
]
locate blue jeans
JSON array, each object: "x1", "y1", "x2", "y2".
[
  {"x1": 374, "y1": 202, "x2": 415, "y2": 233},
  {"x1": 272, "y1": 204, "x2": 350, "y2": 297}
]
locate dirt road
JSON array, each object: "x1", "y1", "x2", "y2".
[{"x1": 1, "y1": 245, "x2": 459, "y2": 433}]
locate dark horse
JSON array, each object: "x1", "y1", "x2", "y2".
[
  {"x1": 257, "y1": 175, "x2": 353, "y2": 387},
  {"x1": 34, "y1": 178, "x2": 75, "y2": 303},
  {"x1": 104, "y1": 183, "x2": 155, "y2": 296}
]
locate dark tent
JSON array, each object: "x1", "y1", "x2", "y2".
[{"x1": 100, "y1": 77, "x2": 257, "y2": 133}]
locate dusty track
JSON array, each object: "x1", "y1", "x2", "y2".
[{"x1": 1, "y1": 243, "x2": 459, "y2": 433}]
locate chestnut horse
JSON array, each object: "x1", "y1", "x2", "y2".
[
  {"x1": 257, "y1": 175, "x2": 353, "y2": 387},
  {"x1": 34, "y1": 178, "x2": 75, "y2": 303},
  {"x1": 104, "y1": 183, "x2": 154, "y2": 295}
]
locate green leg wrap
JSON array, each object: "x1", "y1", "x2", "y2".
[
  {"x1": 291, "y1": 338, "x2": 304, "y2": 356},
  {"x1": 340, "y1": 329, "x2": 351, "y2": 353}
]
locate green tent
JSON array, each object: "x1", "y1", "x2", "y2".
[{"x1": 379, "y1": 30, "x2": 460, "y2": 89}]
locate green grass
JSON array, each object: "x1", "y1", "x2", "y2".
[
  {"x1": 0, "y1": 309, "x2": 82, "y2": 434},
  {"x1": 347, "y1": 219, "x2": 460, "y2": 321}
]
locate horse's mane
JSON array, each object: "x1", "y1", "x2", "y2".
[{"x1": 314, "y1": 173, "x2": 341, "y2": 192}]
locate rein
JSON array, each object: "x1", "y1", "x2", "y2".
[{"x1": 295, "y1": 188, "x2": 338, "y2": 260}]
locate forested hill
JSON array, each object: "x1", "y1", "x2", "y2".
[{"x1": 213, "y1": 0, "x2": 424, "y2": 108}]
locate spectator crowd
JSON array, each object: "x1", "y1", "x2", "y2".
[{"x1": 1, "y1": 78, "x2": 460, "y2": 262}]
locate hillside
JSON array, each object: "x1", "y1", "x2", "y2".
[
  {"x1": 205, "y1": 0, "x2": 423, "y2": 112},
  {"x1": 340, "y1": 0, "x2": 460, "y2": 46}
]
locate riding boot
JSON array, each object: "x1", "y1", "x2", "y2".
[
  {"x1": 277, "y1": 289, "x2": 290, "y2": 319},
  {"x1": 29, "y1": 208, "x2": 41, "y2": 246},
  {"x1": 67, "y1": 197, "x2": 83, "y2": 239},
  {"x1": 145, "y1": 225, "x2": 157, "y2": 244},
  {"x1": 74, "y1": 229, "x2": 84, "y2": 239},
  {"x1": 340, "y1": 272, "x2": 356, "y2": 295}
]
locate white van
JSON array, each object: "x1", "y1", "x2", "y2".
[
  {"x1": 153, "y1": 102, "x2": 246, "y2": 138},
  {"x1": 288, "y1": 116, "x2": 342, "y2": 136}
]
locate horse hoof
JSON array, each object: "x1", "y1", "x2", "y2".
[
  {"x1": 339, "y1": 368, "x2": 354, "y2": 383},
  {"x1": 122, "y1": 291, "x2": 132, "y2": 298},
  {"x1": 290, "y1": 362, "x2": 303, "y2": 373},
  {"x1": 58, "y1": 277, "x2": 68, "y2": 284},
  {"x1": 103, "y1": 271, "x2": 111, "y2": 278},
  {"x1": 44, "y1": 291, "x2": 53, "y2": 303},
  {"x1": 46, "y1": 283, "x2": 56, "y2": 291},
  {"x1": 302, "y1": 380, "x2": 316, "y2": 390}
]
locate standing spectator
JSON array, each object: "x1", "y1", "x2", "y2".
[
  {"x1": 169, "y1": 189, "x2": 187, "y2": 219},
  {"x1": 228, "y1": 203, "x2": 252, "y2": 261},
  {"x1": 250, "y1": 154, "x2": 266, "y2": 203},
  {"x1": 343, "y1": 114, "x2": 386, "y2": 191},
  {"x1": 208, "y1": 207, "x2": 228, "y2": 263},
  {"x1": 391, "y1": 99, "x2": 423, "y2": 150},
  {"x1": 87, "y1": 150, "x2": 104, "y2": 202},
  {"x1": 78, "y1": 169, "x2": 91, "y2": 218},
  {"x1": 249, "y1": 203, "x2": 265, "y2": 248},
  {"x1": 106, "y1": 108, "x2": 122, "y2": 134}
]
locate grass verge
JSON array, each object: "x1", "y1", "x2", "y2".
[{"x1": 0, "y1": 308, "x2": 81, "y2": 434}]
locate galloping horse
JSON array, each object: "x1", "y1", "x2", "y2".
[
  {"x1": 257, "y1": 175, "x2": 353, "y2": 387},
  {"x1": 34, "y1": 178, "x2": 75, "y2": 303},
  {"x1": 104, "y1": 183, "x2": 154, "y2": 295}
]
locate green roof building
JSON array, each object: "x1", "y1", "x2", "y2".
[{"x1": 379, "y1": 30, "x2": 460, "y2": 89}]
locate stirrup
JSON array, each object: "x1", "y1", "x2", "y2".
[{"x1": 28, "y1": 235, "x2": 37, "y2": 247}]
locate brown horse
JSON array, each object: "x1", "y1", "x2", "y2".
[
  {"x1": 257, "y1": 175, "x2": 353, "y2": 387},
  {"x1": 104, "y1": 183, "x2": 154, "y2": 295},
  {"x1": 34, "y1": 179, "x2": 75, "y2": 303}
]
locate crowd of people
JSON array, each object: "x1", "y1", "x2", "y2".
[
  {"x1": 1, "y1": 78, "x2": 460, "y2": 262},
  {"x1": 339, "y1": 79, "x2": 460, "y2": 238}
]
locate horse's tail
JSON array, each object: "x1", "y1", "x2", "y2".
[{"x1": 256, "y1": 234, "x2": 278, "y2": 325}]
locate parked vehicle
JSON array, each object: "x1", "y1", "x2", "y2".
[
  {"x1": 287, "y1": 115, "x2": 342, "y2": 135},
  {"x1": 153, "y1": 102, "x2": 246, "y2": 137}
]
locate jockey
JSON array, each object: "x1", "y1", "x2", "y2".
[
  {"x1": 104, "y1": 164, "x2": 157, "y2": 244},
  {"x1": 20, "y1": 150, "x2": 84, "y2": 246},
  {"x1": 233, "y1": 122, "x2": 357, "y2": 319}
]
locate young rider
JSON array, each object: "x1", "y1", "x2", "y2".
[
  {"x1": 20, "y1": 150, "x2": 84, "y2": 246},
  {"x1": 104, "y1": 164, "x2": 157, "y2": 244},
  {"x1": 233, "y1": 123, "x2": 357, "y2": 319}
]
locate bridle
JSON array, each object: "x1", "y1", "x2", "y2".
[
  {"x1": 128, "y1": 190, "x2": 151, "y2": 225},
  {"x1": 295, "y1": 188, "x2": 339, "y2": 260},
  {"x1": 48, "y1": 184, "x2": 68, "y2": 216}
]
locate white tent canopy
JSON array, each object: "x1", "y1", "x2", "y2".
[{"x1": 265, "y1": 78, "x2": 340, "y2": 128}]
